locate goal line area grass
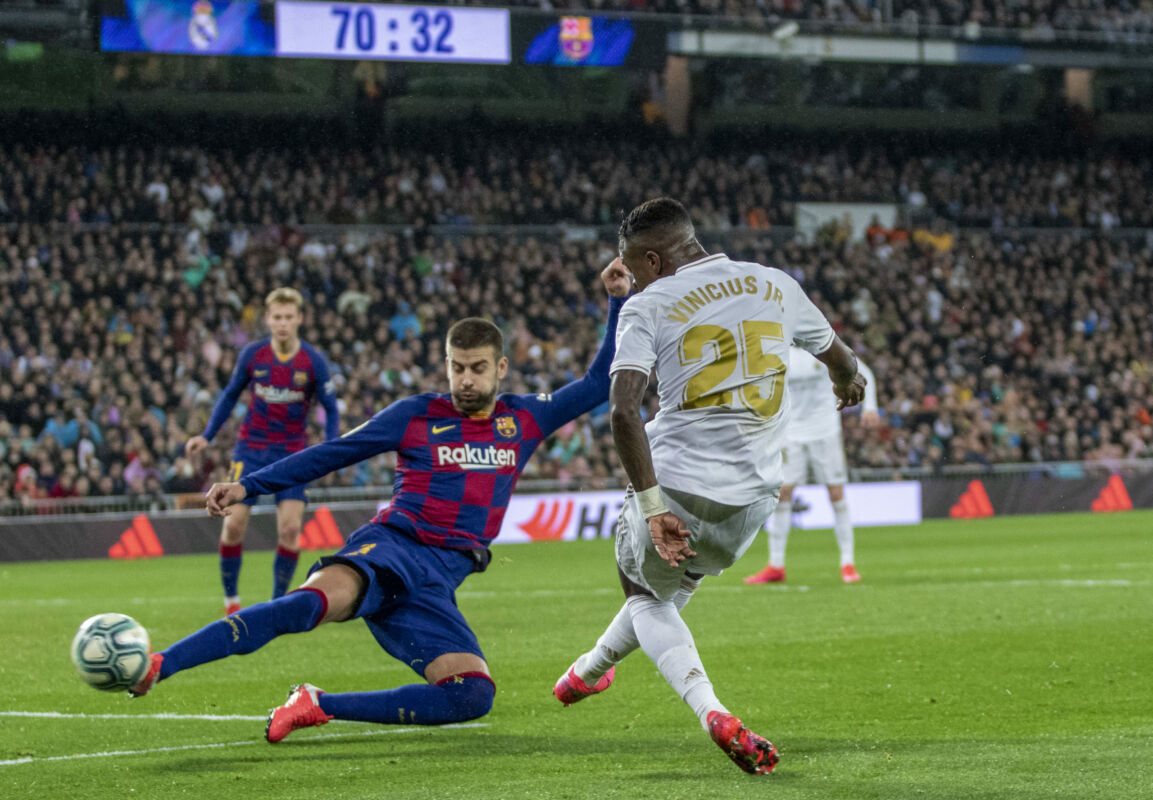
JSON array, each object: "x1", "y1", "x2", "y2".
[{"x1": 2, "y1": 511, "x2": 1151, "y2": 799}]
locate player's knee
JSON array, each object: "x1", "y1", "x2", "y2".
[
  {"x1": 221, "y1": 520, "x2": 246, "y2": 543},
  {"x1": 277, "y1": 523, "x2": 302, "y2": 546},
  {"x1": 435, "y1": 674, "x2": 495, "y2": 722}
]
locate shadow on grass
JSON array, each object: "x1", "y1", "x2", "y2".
[{"x1": 122, "y1": 727, "x2": 1152, "y2": 799}]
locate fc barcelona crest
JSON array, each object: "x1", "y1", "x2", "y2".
[
  {"x1": 495, "y1": 415, "x2": 518, "y2": 439},
  {"x1": 293, "y1": 370, "x2": 308, "y2": 387},
  {"x1": 559, "y1": 16, "x2": 594, "y2": 62}
]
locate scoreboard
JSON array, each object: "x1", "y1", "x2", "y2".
[
  {"x1": 98, "y1": 1, "x2": 664, "y2": 67},
  {"x1": 101, "y1": 0, "x2": 510, "y2": 64},
  {"x1": 276, "y1": 2, "x2": 510, "y2": 64}
]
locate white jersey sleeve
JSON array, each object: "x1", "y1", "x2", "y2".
[
  {"x1": 610, "y1": 300, "x2": 657, "y2": 377},
  {"x1": 790, "y1": 285, "x2": 837, "y2": 356}
]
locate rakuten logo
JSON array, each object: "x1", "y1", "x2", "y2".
[
  {"x1": 436, "y1": 444, "x2": 517, "y2": 470},
  {"x1": 254, "y1": 384, "x2": 306, "y2": 404}
]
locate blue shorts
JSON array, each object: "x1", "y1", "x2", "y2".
[
  {"x1": 231, "y1": 445, "x2": 308, "y2": 506},
  {"x1": 310, "y1": 523, "x2": 488, "y2": 677}
]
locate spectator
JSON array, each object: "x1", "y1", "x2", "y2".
[{"x1": 389, "y1": 301, "x2": 421, "y2": 341}]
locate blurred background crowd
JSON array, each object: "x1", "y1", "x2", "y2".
[
  {"x1": 2, "y1": 131, "x2": 1150, "y2": 230},
  {"x1": 1, "y1": 123, "x2": 1150, "y2": 505}
]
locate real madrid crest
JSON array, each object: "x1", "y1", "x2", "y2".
[
  {"x1": 189, "y1": 1, "x2": 218, "y2": 51},
  {"x1": 495, "y1": 415, "x2": 518, "y2": 439}
]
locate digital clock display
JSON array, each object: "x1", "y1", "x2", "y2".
[{"x1": 276, "y1": 2, "x2": 510, "y2": 64}]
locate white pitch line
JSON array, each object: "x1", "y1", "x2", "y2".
[
  {"x1": 0, "y1": 722, "x2": 488, "y2": 766},
  {"x1": 901, "y1": 562, "x2": 1151, "y2": 578},
  {"x1": 0, "y1": 711, "x2": 267, "y2": 721},
  {"x1": 988, "y1": 579, "x2": 1145, "y2": 588}
]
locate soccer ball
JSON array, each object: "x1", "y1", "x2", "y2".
[{"x1": 70, "y1": 613, "x2": 151, "y2": 691}]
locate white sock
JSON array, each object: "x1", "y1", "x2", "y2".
[
  {"x1": 573, "y1": 604, "x2": 638, "y2": 683},
  {"x1": 833, "y1": 499, "x2": 854, "y2": 566},
  {"x1": 572, "y1": 575, "x2": 702, "y2": 683},
  {"x1": 768, "y1": 502, "x2": 791, "y2": 568},
  {"x1": 627, "y1": 594, "x2": 726, "y2": 730},
  {"x1": 672, "y1": 574, "x2": 701, "y2": 612}
]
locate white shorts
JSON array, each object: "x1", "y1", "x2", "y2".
[
  {"x1": 615, "y1": 486, "x2": 778, "y2": 602},
  {"x1": 781, "y1": 432, "x2": 848, "y2": 486}
]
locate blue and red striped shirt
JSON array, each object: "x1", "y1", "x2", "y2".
[
  {"x1": 203, "y1": 338, "x2": 339, "y2": 453},
  {"x1": 239, "y1": 296, "x2": 624, "y2": 550}
]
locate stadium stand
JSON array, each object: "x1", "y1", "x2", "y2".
[
  {"x1": 1, "y1": 121, "x2": 1151, "y2": 506},
  {"x1": 1, "y1": 134, "x2": 1150, "y2": 228}
]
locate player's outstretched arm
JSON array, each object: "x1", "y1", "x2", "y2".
[
  {"x1": 610, "y1": 369, "x2": 695, "y2": 568},
  {"x1": 236, "y1": 397, "x2": 414, "y2": 499}
]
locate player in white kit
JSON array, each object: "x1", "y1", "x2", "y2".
[
  {"x1": 552, "y1": 198, "x2": 866, "y2": 775},
  {"x1": 745, "y1": 346, "x2": 878, "y2": 585}
]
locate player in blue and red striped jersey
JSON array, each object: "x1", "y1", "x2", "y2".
[
  {"x1": 185, "y1": 287, "x2": 340, "y2": 616},
  {"x1": 126, "y1": 261, "x2": 631, "y2": 742}
]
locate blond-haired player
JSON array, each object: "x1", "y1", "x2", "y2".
[{"x1": 186, "y1": 287, "x2": 339, "y2": 615}]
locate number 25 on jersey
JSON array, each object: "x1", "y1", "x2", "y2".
[{"x1": 679, "y1": 321, "x2": 786, "y2": 419}]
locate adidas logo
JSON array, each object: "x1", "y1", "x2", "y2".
[
  {"x1": 517, "y1": 499, "x2": 575, "y2": 541},
  {"x1": 949, "y1": 480, "x2": 994, "y2": 519},
  {"x1": 1091, "y1": 475, "x2": 1132, "y2": 513},
  {"x1": 299, "y1": 506, "x2": 344, "y2": 550},
  {"x1": 109, "y1": 515, "x2": 164, "y2": 559}
]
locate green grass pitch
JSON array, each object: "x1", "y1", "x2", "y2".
[{"x1": 2, "y1": 511, "x2": 1151, "y2": 799}]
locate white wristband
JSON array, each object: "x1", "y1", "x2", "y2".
[{"x1": 636, "y1": 486, "x2": 669, "y2": 519}]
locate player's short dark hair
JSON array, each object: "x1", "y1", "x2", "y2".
[
  {"x1": 618, "y1": 197, "x2": 693, "y2": 243},
  {"x1": 446, "y1": 318, "x2": 504, "y2": 359}
]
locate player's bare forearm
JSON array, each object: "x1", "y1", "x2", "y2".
[
  {"x1": 609, "y1": 370, "x2": 658, "y2": 491},
  {"x1": 816, "y1": 336, "x2": 859, "y2": 388},
  {"x1": 611, "y1": 370, "x2": 695, "y2": 566},
  {"x1": 817, "y1": 337, "x2": 867, "y2": 409}
]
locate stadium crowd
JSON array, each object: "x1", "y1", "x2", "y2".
[
  {"x1": 0, "y1": 132, "x2": 1150, "y2": 505},
  {"x1": 1, "y1": 135, "x2": 1150, "y2": 231}
]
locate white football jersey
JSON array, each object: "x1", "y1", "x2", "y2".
[
  {"x1": 611, "y1": 253, "x2": 835, "y2": 505},
  {"x1": 786, "y1": 347, "x2": 878, "y2": 443}
]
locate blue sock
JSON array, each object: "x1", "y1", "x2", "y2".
[
  {"x1": 158, "y1": 589, "x2": 326, "y2": 682},
  {"x1": 271, "y1": 546, "x2": 300, "y2": 599},
  {"x1": 318, "y1": 673, "x2": 495, "y2": 725},
  {"x1": 220, "y1": 543, "x2": 242, "y2": 598}
]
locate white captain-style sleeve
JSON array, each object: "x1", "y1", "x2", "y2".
[{"x1": 609, "y1": 299, "x2": 657, "y2": 376}]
